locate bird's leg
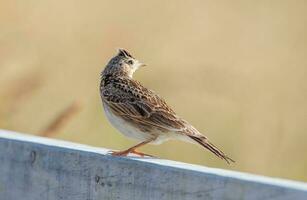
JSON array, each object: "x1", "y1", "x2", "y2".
[{"x1": 111, "y1": 138, "x2": 155, "y2": 157}]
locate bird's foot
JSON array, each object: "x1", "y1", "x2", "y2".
[
  {"x1": 108, "y1": 149, "x2": 155, "y2": 158},
  {"x1": 130, "y1": 149, "x2": 155, "y2": 158},
  {"x1": 108, "y1": 150, "x2": 130, "y2": 156}
]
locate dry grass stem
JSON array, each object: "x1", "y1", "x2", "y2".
[{"x1": 40, "y1": 101, "x2": 82, "y2": 137}]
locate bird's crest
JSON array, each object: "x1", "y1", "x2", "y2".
[{"x1": 117, "y1": 48, "x2": 134, "y2": 58}]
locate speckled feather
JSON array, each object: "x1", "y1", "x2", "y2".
[{"x1": 101, "y1": 76, "x2": 188, "y2": 132}]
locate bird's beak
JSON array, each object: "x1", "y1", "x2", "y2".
[{"x1": 139, "y1": 63, "x2": 147, "y2": 67}]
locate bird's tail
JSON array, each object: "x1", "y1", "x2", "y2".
[{"x1": 188, "y1": 135, "x2": 235, "y2": 164}]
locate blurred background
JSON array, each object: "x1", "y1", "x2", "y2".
[{"x1": 0, "y1": 1, "x2": 306, "y2": 182}]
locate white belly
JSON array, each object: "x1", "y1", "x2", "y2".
[{"x1": 103, "y1": 102, "x2": 154, "y2": 142}]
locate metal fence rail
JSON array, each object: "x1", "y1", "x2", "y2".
[{"x1": 0, "y1": 129, "x2": 306, "y2": 200}]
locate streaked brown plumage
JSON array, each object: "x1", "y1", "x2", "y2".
[{"x1": 100, "y1": 49, "x2": 234, "y2": 164}]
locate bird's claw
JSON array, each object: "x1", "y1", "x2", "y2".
[{"x1": 107, "y1": 149, "x2": 155, "y2": 158}]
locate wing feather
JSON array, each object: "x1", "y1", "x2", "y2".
[{"x1": 101, "y1": 77, "x2": 186, "y2": 132}]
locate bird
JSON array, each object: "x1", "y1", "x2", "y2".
[{"x1": 100, "y1": 48, "x2": 234, "y2": 164}]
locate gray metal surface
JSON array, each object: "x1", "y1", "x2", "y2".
[{"x1": 0, "y1": 129, "x2": 306, "y2": 200}]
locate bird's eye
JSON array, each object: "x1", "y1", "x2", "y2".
[{"x1": 127, "y1": 60, "x2": 134, "y2": 65}]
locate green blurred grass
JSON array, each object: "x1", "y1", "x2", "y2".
[{"x1": 0, "y1": 0, "x2": 306, "y2": 182}]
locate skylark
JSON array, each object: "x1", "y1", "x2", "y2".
[{"x1": 100, "y1": 49, "x2": 234, "y2": 164}]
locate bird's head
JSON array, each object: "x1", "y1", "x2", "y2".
[{"x1": 104, "y1": 49, "x2": 146, "y2": 78}]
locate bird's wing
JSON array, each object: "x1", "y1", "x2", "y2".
[{"x1": 101, "y1": 77, "x2": 187, "y2": 132}]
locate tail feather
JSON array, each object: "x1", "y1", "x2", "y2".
[{"x1": 189, "y1": 135, "x2": 235, "y2": 164}]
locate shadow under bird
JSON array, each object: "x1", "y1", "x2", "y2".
[{"x1": 100, "y1": 49, "x2": 234, "y2": 164}]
